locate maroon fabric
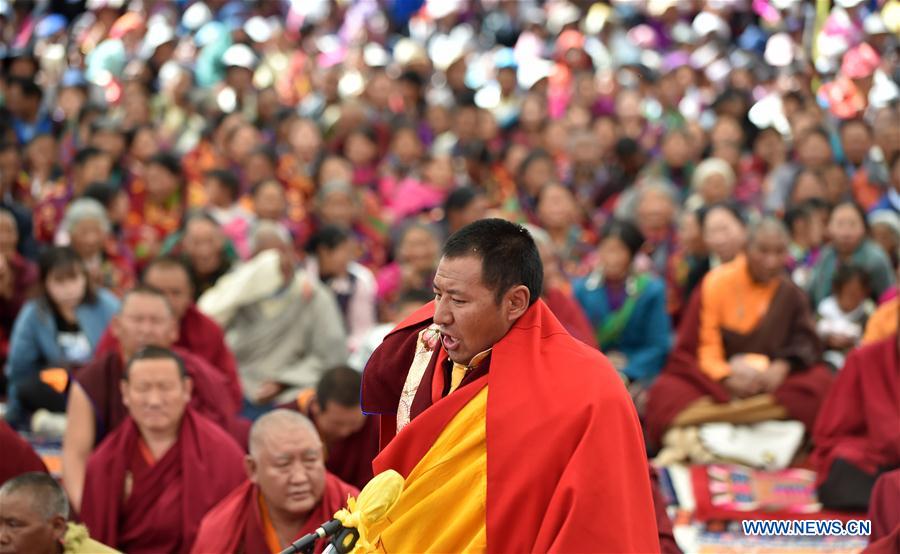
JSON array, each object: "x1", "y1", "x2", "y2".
[
  {"x1": 644, "y1": 286, "x2": 833, "y2": 447},
  {"x1": 812, "y1": 338, "x2": 900, "y2": 485},
  {"x1": 543, "y1": 286, "x2": 599, "y2": 348},
  {"x1": 192, "y1": 473, "x2": 358, "y2": 554},
  {"x1": 0, "y1": 254, "x2": 37, "y2": 361},
  {"x1": 0, "y1": 420, "x2": 47, "y2": 484},
  {"x1": 865, "y1": 469, "x2": 900, "y2": 553},
  {"x1": 300, "y1": 402, "x2": 379, "y2": 491},
  {"x1": 94, "y1": 304, "x2": 242, "y2": 407},
  {"x1": 80, "y1": 408, "x2": 245, "y2": 554},
  {"x1": 74, "y1": 350, "x2": 237, "y2": 445}
]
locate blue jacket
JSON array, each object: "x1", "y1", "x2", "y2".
[
  {"x1": 5, "y1": 289, "x2": 120, "y2": 425},
  {"x1": 572, "y1": 275, "x2": 672, "y2": 382}
]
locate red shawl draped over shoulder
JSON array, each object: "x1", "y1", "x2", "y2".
[
  {"x1": 93, "y1": 304, "x2": 242, "y2": 407},
  {"x1": 191, "y1": 473, "x2": 358, "y2": 554},
  {"x1": 812, "y1": 338, "x2": 900, "y2": 485},
  {"x1": 362, "y1": 300, "x2": 660, "y2": 553},
  {"x1": 645, "y1": 286, "x2": 833, "y2": 446},
  {"x1": 0, "y1": 420, "x2": 47, "y2": 483},
  {"x1": 80, "y1": 408, "x2": 245, "y2": 554}
]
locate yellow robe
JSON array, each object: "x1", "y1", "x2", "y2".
[{"x1": 372, "y1": 387, "x2": 488, "y2": 553}]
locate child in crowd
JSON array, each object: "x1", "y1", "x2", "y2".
[{"x1": 816, "y1": 264, "x2": 874, "y2": 370}]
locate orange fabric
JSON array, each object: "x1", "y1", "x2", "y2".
[
  {"x1": 39, "y1": 368, "x2": 68, "y2": 394},
  {"x1": 257, "y1": 494, "x2": 281, "y2": 554},
  {"x1": 699, "y1": 256, "x2": 779, "y2": 381},
  {"x1": 137, "y1": 438, "x2": 156, "y2": 467},
  {"x1": 863, "y1": 297, "x2": 898, "y2": 345}
]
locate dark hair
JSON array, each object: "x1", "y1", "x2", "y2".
[
  {"x1": 73, "y1": 146, "x2": 107, "y2": 167},
  {"x1": 599, "y1": 218, "x2": 645, "y2": 258},
  {"x1": 316, "y1": 365, "x2": 362, "y2": 410},
  {"x1": 248, "y1": 145, "x2": 278, "y2": 166},
  {"x1": 123, "y1": 346, "x2": 188, "y2": 381},
  {"x1": 784, "y1": 198, "x2": 829, "y2": 232},
  {"x1": 38, "y1": 246, "x2": 96, "y2": 309},
  {"x1": 82, "y1": 181, "x2": 119, "y2": 208},
  {"x1": 832, "y1": 264, "x2": 871, "y2": 294},
  {"x1": 204, "y1": 169, "x2": 241, "y2": 201},
  {"x1": 517, "y1": 148, "x2": 553, "y2": 185},
  {"x1": 443, "y1": 218, "x2": 543, "y2": 306},
  {"x1": 443, "y1": 187, "x2": 483, "y2": 215},
  {"x1": 699, "y1": 200, "x2": 747, "y2": 228},
  {"x1": 142, "y1": 254, "x2": 196, "y2": 291},
  {"x1": 830, "y1": 201, "x2": 869, "y2": 232},
  {"x1": 147, "y1": 152, "x2": 182, "y2": 177},
  {"x1": 306, "y1": 224, "x2": 351, "y2": 254},
  {"x1": 8, "y1": 77, "x2": 42, "y2": 101}
]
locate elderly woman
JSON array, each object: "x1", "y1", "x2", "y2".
[
  {"x1": 645, "y1": 218, "x2": 832, "y2": 450},
  {"x1": 56, "y1": 198, "x2": 135, "y2": 298},
  {"x1": 573, "y1": 219, "x2": 672, "y2": 405},
  {"x1": 615, "y1": 179, "x2": 680, "y2": 277},
  {"x1": 687, "y1": 158, "x2": 736, "y2": 210}
]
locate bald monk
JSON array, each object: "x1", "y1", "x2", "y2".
[
  {"x1": 0, "y1": 472, "x2": 119, "y2": 554},
  {"x1": 192, "y1": 410, "x2": 358, "y2": 554},
  {"x1": 80, "y1": 347, "x2": 245, "y2": 554},
  {"x1": 645, "y1": 218, "x2": 833, "y2": 448},
  {"x1": 812, "y1": 332, "x2": 900, "y2": 512},
  {"x1": 288, "y1": 366, "x2": 378, "y2": 490},
  {"x1": 94, "y1": 255, "x2": 241, "y2": 406},
  {"x1": 362, "y1": 219, "x2": 659, "y2": 552},
  {"x1": 0, "y1": 420, "x2": 47, "y2": 484},
  {"x1": 62, "y1": 287, "x2": 238, "y2": 512}
]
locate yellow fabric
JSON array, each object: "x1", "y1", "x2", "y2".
[
  {"x1": 449, "y1": 349, "x2": 491, "y2": 394},
  {"x1": 370, "y1": 387, "x2": 489, "y2": 554},
  {"x1": 862, "y1": 297, "x2": 898, "y2": 345},
  {"x1": 63, "y1": 523, "x2": 121, "y2": 554},
  {"x1": 698, "y1": 256, "x2": 779, "y2": 381},
  {"x1": 333, "y1": 470, "x2": 405, "y2": 554}
]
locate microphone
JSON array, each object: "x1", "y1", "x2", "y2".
[{"x1": 279, "y1": 470, "x2": 404, "y2": 554}]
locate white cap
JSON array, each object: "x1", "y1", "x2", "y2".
[
  {"x1": 692, "y1": 11, "x2": 730, "y2": 40},
  {"x1": 182, "y1": 2, "x2": 211, "y2": 31},
  {"x1": 764, "y1": 32, "x2": 795, "y2": 67},
  {"x1": 222, "y1": 43, "x2": 258, "y2": 69},
  {"x1": 244, "y1": 16, "x2": 273, "y2": 43},
  {"x1": 835, "y1": 0, "x2": 865, "y2": 8}
]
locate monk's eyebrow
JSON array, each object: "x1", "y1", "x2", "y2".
[{"x1": 433, "y1": 283, "x2": 465, "y2": 296}]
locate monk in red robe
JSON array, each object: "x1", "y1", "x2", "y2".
[
  {"x1": 645, "y1": 219, "x2": 832, "y2": 449},
  {"x1": 0, "y1": 420, "x2": 47, "y2": 484},
  {"x1": 812, "y1": 336, "x2": 900, "y2": 512},
  {"x1": 362, "y1": 219, "x2": 659, "y2": 552},
  {"x1": 94, "y1": 255, "x2": 241, "y2": 407},
  {"x1": 287, "y1": 366, "x2": 379, "y2": 490},
  {"x1": 192, "y1": 409, "x2": 358, "y2": 554},
  {"x1": 80, "y1": 346, "x2": 245, "y2": 554},
  {"x1": 63, "y1": 287, "x2": 239, "y2": 512},
  {"x1": 865, "y1": 469, "x2": 900, "y2": 553}
]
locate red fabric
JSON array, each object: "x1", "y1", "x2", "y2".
[
  {"x1": 0, "y1": 253, "x2": 37, "y2": 361},
  {"x1": 865, "y1": 469, "x2": 900, "y2": 553},
  {"x1": 191, "y1": 473, "x2": 358, "y2": 554},
  {"x1": 644, "y1": 289, "x2": 834, "y2": 447},
  {"x1": 812, "y1": 339, "x2": 900, "y2": 486},
  {"x1": 365, "y1": 300, "x2": 660, "y2": 553},
  {"x1": 543, "y1": 286, "x2": 599, "y2": 348},
  {"x1": 80, "y1": 408, "x2": 245, "y2": 554},
  {"x1": 0, "y1": 420, "x2": 47, "y2": 484},
  {"x1": 93, "y1": 305, "x2": 242, "y2": 408},
  {"x1": 74, "y1": 350, "x2": 239, "y2": 445}
]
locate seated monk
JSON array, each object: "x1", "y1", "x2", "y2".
[
  {"x1": 865, "y1": 469, "x2": 900, "y2": 553},
  {"x1": 192, "y1": 410, "x2": 358, "y2": 554},
  {"x1": 645, "y1": 218, "x2": 833, "y2": 449},
  {"x1": 0, "y1": 472, "x2": 119, "y2": 554},
  {"x1": 0, "y1": 420, "x2": 47, "y2": 484},
  {"x1": 62, "y1": 286, "x2": 239, "y2": 512},
  {"x1": 287, "y1": 366, "x2": 378, "y2": 490},
  {"x1": 80, "y1": 347, "x2": 245, "y2": 554},
  {"x1": 94, "y1": 255, "x2": 241, "y2": 407},
  {"x1": 812, "y1": 336, "x2": 900, "y2": 512}
]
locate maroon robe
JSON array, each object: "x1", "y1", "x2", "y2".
[
  {"x1": 645, "y1": 285, "x2": 833, "y2": 447},
  {"x1": 191, "y1": 473, "x2": 358, "y2": 554},
  {"x1": 80, "y1": 408, "x2": 245, "y2": 554},
  {"x1": 0, "y1": 420, "x2": 47, "y2": 484},
  {"x1": 0, "y1": 254, "x2": 37, "y2": 363},
  {"x1": 293, "y1": 393, "x2": 379, "y2": 490},
  {"x1": 812, "y1": 338, "x2": 900, "y2": 485},
  {"x1": 865, "y1": 469, "x2": 900, "y2": 553},
  {"x1": 94, "y1": 304, "x2": 242, "y2": 407},
  {"x1": 74, "y1": 349, "x2": 238, "y2": 444}
]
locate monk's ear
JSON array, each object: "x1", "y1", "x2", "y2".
[
  {"x1": 49, "y1": 515, "x2": 67, "y2": 543},
  {"x1": 504, "y1": 285, "x2": 530, "y2": 322},
  {"x1": 244, "y1": 455, "x2": 258, "y2": 483},
  {"x1": 119, "y1": 379, "x2": 130, "y2": 408}
]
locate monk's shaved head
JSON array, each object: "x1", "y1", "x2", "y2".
[
  {"x1": 248, "y1": 409, "x2": 320, "y2": 458},
  {"x1": 747, "y1": 216, "x2": 790, "y2": 246},
  {"x1": 0, "y1": 472, "x2": 69, "y2": 520}
]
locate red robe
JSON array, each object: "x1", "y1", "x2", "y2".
[
  {"x1": 0, "y1": 420, "x2": 47, "y2": 483},
  {"x1": 191, "y1": 473, "x2": 358, "y2": 554},
  {"x1": 645, "y1": 286, "x2": 833, "y2": 447},
  {"x1": 80, "y1": 408, "x2": 245, "y2": 554},
  {"x1": 74, "y1": 350, "x2": 238, "y2": 445},
  {"x1": 363, "y1": 300, "x2": 660, "y2": 553},
  {"x1": 93, "y1": 304, "x2": 242, "y2": 407},
  {"x1": 812, "y1": 338, "x2": 900, "y2": 485},
  {"x1": 865, "y1": 469, "x2": 900, "y2": 553}
]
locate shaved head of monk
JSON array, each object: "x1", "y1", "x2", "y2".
[
  {"x1": 246, "y1": 410, "x2": 326, "y2": 520},
  {"x1": 0, "y1": 473, "x2": 69, "y2": 554},
  {"x1": 121, "y1": 346, "x2": 192, "y2": 438},
  {"x1": 113, "y1": 287, "x2": 178, "y2": 360}
]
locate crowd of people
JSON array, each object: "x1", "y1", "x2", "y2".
[{"x1": 1, "y1": 0, "x2": 900, "y2": 552}]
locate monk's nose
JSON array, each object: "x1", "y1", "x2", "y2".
[{"x1": 433, "y1": 298, "x2": 452, "y2": 326}]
